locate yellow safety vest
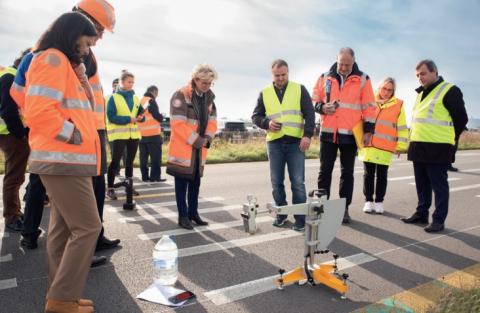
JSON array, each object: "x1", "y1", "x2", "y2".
[
  {"x1": 410, "y1": 81, "x2": 454, "y2": 145},
  {"x1": 0, "y1": 67, "x2": 18, "y2": 135},
  {"x1": 106, "y1": 93, "x2": 141, "y2": 141},
  {"x1": 262, "y1": 81, "x2": 303, "y2": 141}
]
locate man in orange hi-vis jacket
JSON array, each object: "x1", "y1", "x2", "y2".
[{"x1": 312, "y1": 47, "x2": 376, "y2": 224}]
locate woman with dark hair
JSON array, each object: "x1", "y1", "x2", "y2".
[
  {"x1": 106, "y1": 70, "x2": 144, "y2": 201},
  {"x1": 24, "y1": 12, "x2": 101, "y2": 313}
]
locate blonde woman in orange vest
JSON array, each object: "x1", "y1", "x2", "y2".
[
  {"x1": 24, "y1": 12, "x2": 101, "y2": 313},
  {"x1": 138, "y1": 85, "x2": 166, "y2": 182},
  {"x1": 167, "y1": 64, "x2": 218, "y2": 230},
  {"x1": 358, "y1": 77, "x2": 408, "y2": 214}
]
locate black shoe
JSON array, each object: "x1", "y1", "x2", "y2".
[
  {"x1": 189, "y1": 215, "x2": 209, "y2": 226},
  {"x1": 342, "y1": 210, "x2": 351, "y2": 224},
  {"x1": 272, "y1": 216, "x2": 287, "y2": 227},
  {"x1": 90, "y1": 255, "x2": 107, "y2": 268},
  {"x1": 424, "y1": 223, "x2": 444, "y2": 233},
  {"x1": 5, "y1": 218, "x2": 24, "y2": 232},
  {"x1": 158, "y1": 178, "x2": 167, "y2": 182},
  {"x1": 20, "y1": 230, "x2": 42, "y2": 250},
  {"x1": 401, "y1": 213, "x2": 428, "y2": 224},
  {"x1": 178, "y1": 217, "x2": 194, "y2": 230},
  {"x1": 132, "y1": 188, "x2": 140, "y2": 196},
  {"x1": 447, "y1": 165, "x2": 458, "y2": 172},
  {"x1": 142, "y1": 178, "x2": 150, "y2": 182},
  {"x1": 106, "y1": 189, "x2": 117, "y2": 200},
  {"x1": 96, "y1": 236, "x2": 121, "y2": 252}
]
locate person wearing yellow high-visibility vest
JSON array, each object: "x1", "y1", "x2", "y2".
[
  {"x1": 0, "y1": 50, "x2": 30, "y2": 232},
  {"x1": 106, "y1": 70, "x2": 144, "y2": 201},
  {"x1": 252, "y1": 59, "x2": 315, "y2": 232},
  {"x1": 358, "y1": 77, "x2": 408, "y2": 214},
  {"x1": 401, "y1": 60, "x2": 468, "y2": 233}
]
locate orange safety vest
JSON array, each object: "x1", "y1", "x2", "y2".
[
  {"x1": 167, "y1": 85, "x2": 217, "y2": 178},
  {"x1": 24, "y1": 48, "x2": 100, "y2": 176},
  {"x1": 369, "y1": 98, "x2": 403, "y2": 152},
  {"x1": 88, "y1": 58, "x2": 106, "y2": 130},
  {"x1": 138, "y1": 96, "x2": 161, "y2": 137},
  {"x1": 312, "y1": 71, "x2": 376, "y2": 140}
]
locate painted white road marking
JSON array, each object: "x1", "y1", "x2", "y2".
[
  {"x1": 138, "y1": 216, "x2": 273, "y2": 240},
  {"x1": 409, "y1": 177, "x2": 461, "y2": 185},
  {"x1": 388, "y1": 176, "x2": 415, "y2": 181},
  {"x1": 106, "y1": 196, "x2": 225, "y2": 212},
  {"x1": 120, "y1": 204, "x2": 243, "y2": 223},
  {"x1": 0, "y1": 278, "x2": 17, "y2": 290},
  {"x1": 0, "y1": 254, "x2": 12, "y2": 263}
]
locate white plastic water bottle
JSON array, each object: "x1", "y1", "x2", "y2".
[{"x1": 152, "y1": 235, "x2": 178, "y2": 285}]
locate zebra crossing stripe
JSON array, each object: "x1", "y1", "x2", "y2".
[
  {"x1": 106, "y1": 196, "x2": 225, "y2": 212},
  {"x1": 0, "y1": 278, "x2": 17, "y2": 290},
  {"x1": 0, "y1": 254, "x2": 12, "y2": 263}
]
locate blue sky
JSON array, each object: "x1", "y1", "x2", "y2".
[{"x1": 1, "y1": 0, "x2": 479, "y2": 122}]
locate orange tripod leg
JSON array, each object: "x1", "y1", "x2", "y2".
[
  {"x1": 311, "y1": 266, "x2": 348, "y2": 294},
  {"x1": 274, "y1": 267, "x2": 306, "y2": 288}
]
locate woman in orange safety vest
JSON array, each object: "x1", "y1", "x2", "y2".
[
  {"x1": 167, "y1": 64, "x2": 218, "y2": 230},
  {"x1": 24, "y1": 12, "x2": 101, "y2": 313},
  {"x1": 358, "y1": 77, "x2": 408, "y2": 214}
]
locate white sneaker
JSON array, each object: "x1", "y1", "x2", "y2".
[
  {"x1": 362, "y1": 202, "x2": 374, "y2": 213},
  {"x1": 374, "y1": 202, "x2": 384, "y2": 214}
]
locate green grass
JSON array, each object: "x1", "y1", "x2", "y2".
[
  {"x1": 426, "y1": 286, "x2": 480, "y2": 313},
  {"x1": 2, "y1": 132, "x2": 480, "y2": 174}
]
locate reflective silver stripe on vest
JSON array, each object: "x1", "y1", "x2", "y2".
[
  {"x1": 397, "y1": 125, "x2": 408, "y2": 131},
  {"x1": 94, "y1": 104, "x2": 104, "y2": 113},
  {"x1": 62, "y1": 99, "x2": 91, "y2": 111},
  {"x1": 412, "y1": 117, "x2": 453, "y2": 127},
  {"x1": 360, "y1": 73, "x2": 367, "y2": 90},
  {"x1": 187, "y1": 118, "x2": 198, "y2": 126},
  {"x1": 108, "y1": 127, "x2": 132, "y2": 134},
  {"x1": 427, "y1": 82, "x2": 450, "y2": 118},
  {"x1": 337, "y1": 102, "x2": 362, "y2": 110},
  {"x1": 11, "y1": 82, "x2": 25, "y2": 93},
  {"x1": 338, "y1": 128, "x2": 353, "y2": 135},
  {"x1": 55, "y1": 120, "x2": 74, "y2": 142},
  {"x1": 266, "y1": 113, "x2": 282, "y2": 120},
  {"x1": 321, "y1": 127, "x2": 334, "y2": 133},
  {"x1": 373, "y1": 133, "x2": 397, "y2": 142},
  {"x1": 187, "y1": 132, "x2": 199, "y2": 145},
  {"x1": 171, "y1": 115, "x2": 187, "y2": 121},
  {"x1": 397, "y1": 137, "x2": 408, "y2": 143},
  {"x1": 282, "y1": 122, "x2": 303, "y2": 129},
  {"x1": 27, "y1": 85, "x2": 63, "y2": 102},
  {"x1": 282, "y1": 110, "x2": 302, "y2": 115},
  {"x1": 0, "y1": 119, "x2": 6, "y2": 126},
  {"x1": 376, "y1": 120, "x2": 396, "y2": 128},
  {"x1": 364, "y1": 117, "x2": 376, "y2": 123},
  {"x1": 168, "y1": 156, "x2": 191, "y2": 166},
  {"x1": 90, "y1": 83, "x2": 102, "y2": 91},
  {"x1": 30, "y1": 150, "x2": 96, "y2": 164}
]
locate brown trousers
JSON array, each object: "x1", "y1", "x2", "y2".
[
  {"x1": 0, "y1": 134, "x2": 29, "y2": 223},
  {"x1": 40, "y1": 175, "x2": 101, "y2": 300}
]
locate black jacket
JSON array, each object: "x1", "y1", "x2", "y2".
[
  {"x1": 408, "y1": 77, "x2": 468, "y2": 163},
  {"x1": 252, "y1": 81, "x2": 315, "y2": 143},
  {"x1": 0, "y1": 69, "x2": 26, "y2": 139},
  {"x1": 140, "y1": 91, "x2": 164, "y2": 143}
]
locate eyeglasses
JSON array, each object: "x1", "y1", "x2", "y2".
[{"x1": 93, "y1": 21, "x2": 105, "y2": 36}]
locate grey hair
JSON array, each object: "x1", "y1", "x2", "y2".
[
  {"x1": 191, "y1": 63, "x2": 218, "y2": 82},
  {"x1": 416, "y1": 59, "x2": 438, "y2": 74},
  {"x1": 338, "y1": 47, "x2": 355, "y2": 59},
  {"x1": 271, "y1": 59, "x2": 288, "y2": 69}
]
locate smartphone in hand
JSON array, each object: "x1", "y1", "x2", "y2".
[{"x1": 168, "y1": 291, "x2": 196, "y2": 304}]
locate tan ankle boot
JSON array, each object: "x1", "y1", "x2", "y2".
[
  {"x1": 45, "y1": 299, "x2": 94, "y2": 313},
  {"x1": 78, "y1": 299, "x2": 94, "y2": 306}
]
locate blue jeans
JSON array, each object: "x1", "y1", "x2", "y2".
[
  {"x1": 174, "y1": 175, "x2": 201, "y2": 218},
  {"x1": 267, "y1": 141, "x2": 306, "y2": 226}
]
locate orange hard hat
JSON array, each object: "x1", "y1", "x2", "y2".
[{"x1": 76, "y1": 0, "x2": 116, "y2": 33}]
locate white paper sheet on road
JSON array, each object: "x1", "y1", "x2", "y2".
[{"x1": 136, "y1": 284, "x2": 187, "y2": 307}]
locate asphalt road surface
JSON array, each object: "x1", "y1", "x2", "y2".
[{"x1": 1, "y1": 150, "x2": 479, "y2": 313}]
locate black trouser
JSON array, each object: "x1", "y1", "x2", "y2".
[
  {"x1": 413, "y1": 162, "x2": 449, "y2": 224},
  {"x1": 93, "y1": 129, "x2": 107, "y2": 240},
  {"x1": 21, "y1": 173, "x2": 46, "y2": 237},
  {"x1": 174, "y1": 174, "x2": 201, "y2": 218},
  {"x1": 107, "y1": 139, "x2": 139, "y2": 188},
  {"x1": 363, "y1": 161, "x2": 389, "y2": 202},
  {"x1": 317, "y1": 141, "x2": 357, "y2": 207},
  {"x1": 108, "y1": 140, "x2": 126, "y2": 175},
  {"x1": 139, "y1": 140, "x2": 162, "y2": 181}
]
